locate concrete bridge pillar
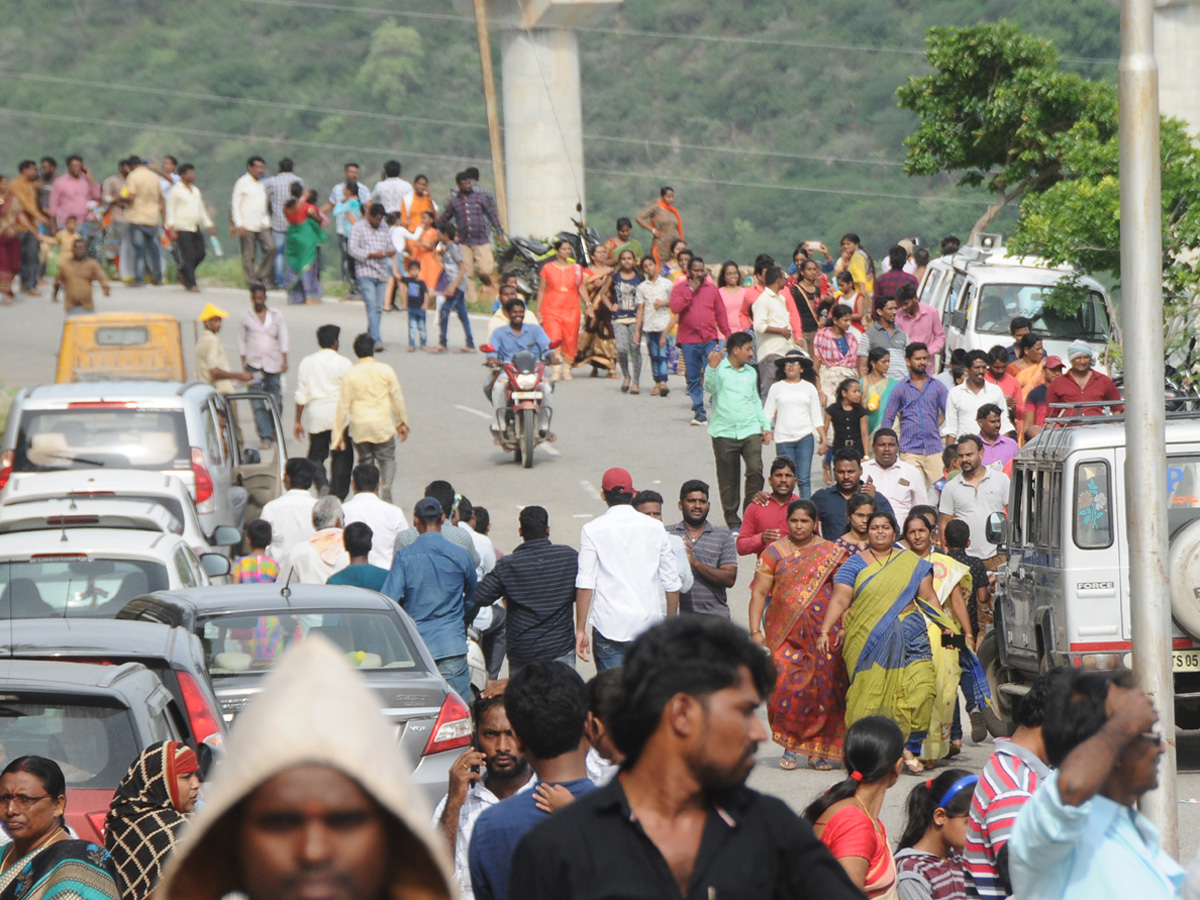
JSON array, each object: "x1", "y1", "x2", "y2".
[{"x1": 1156, "y1": 0, "x2": 1200, "y2": 130}]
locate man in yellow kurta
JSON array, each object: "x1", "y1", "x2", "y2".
[{"x1": 333, "y1": 332, "x2": 409, "y2": 503}]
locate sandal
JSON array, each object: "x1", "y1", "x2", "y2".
[
  {"x1": 649, "y1": 383, "x2": 661, "y2": 396},
  {"x1": 621, "y1": 378, "x2": 630, "y2": 392},
  {"x1": 660, "y1": 385, "x2": 669, "y2": 397},
  {"x1": 810, "y1": 757, "x2": 834, "y2": 771},
  {"x1": 630, "y1": 384, "x2": 640, "y2": 395},
  {"x1": 947, "y1": 740, "x2": 963, "y2": 758},
  {"x1": 779, "y1": 752, "x2": 798, "y2": 771},
  {"x1": 902, "y1": 751, "x2": 925, "y2": 775}
]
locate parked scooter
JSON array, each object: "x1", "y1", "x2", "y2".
[{"x1": 479, "y1": 340, "x2": 561, "y2": 468}]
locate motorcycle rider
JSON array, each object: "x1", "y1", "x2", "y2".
[{"x1": 486, "y1": 294, "x2": 556, "y2": 439}]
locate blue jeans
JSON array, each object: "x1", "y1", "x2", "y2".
[
  {"x1": 407, "y1": 309, "x2": 427, "y2": 349},
  {"x1": 247, "y1": 368, "x2": 282, "y2": 442},
  {"x1": 681, "y1": 340, "x2": 719, "y2": 419},
  {"x1": 436, "y1": 654, "x2": 470, "y2": 699},
  {"x1": 129, "y1": 224, "x2": 162, "y2": 284},
  {"x1": 644, "y1": 331, "x2": 669, "y2": 383},
  {"x1": 592, "y1": 629, "x2": 633, "y2": 671},
  {"x1": 359, "y1": 277, "x2": 385, "y2": 344},
  {"x1": 777, "y1": 435, "x2": 816, "y2": 498},
  {"x1": 272, "y1": 229, "x2": 287, "y2": 287},
  {"x1": 439, "y1": 289, "x2": 474, "y2": 348}
]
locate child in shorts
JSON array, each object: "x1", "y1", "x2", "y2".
[{"x1": 402, "y1": 259, "x2": 430, "y2": 351}]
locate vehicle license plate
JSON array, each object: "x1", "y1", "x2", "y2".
[
  {"x1": 512, "y1": 391, "x2": 543, "y2": 399},
  {"x1": 1173, "y1": 651, "x2": 1200, "y2": 672}
]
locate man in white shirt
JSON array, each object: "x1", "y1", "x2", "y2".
[
  {"x1": 938, "y1": 434, "x2": 1011, "y2": 569},
  {"x1": 454, "y1": 497, "x2": 496, "y2": 581},
  {"x1": 230, "y1": 154, "x2": 273, "y2": 286},
  {"x1": 371, "y1": 159, "x2": 414, "y2": 216},
  {"x1": 164, "y1": 164, "x2": 216, "y2": 293},
  {"x1": 752, "y1": 266, "x2": 795, "y2": 401},
  {"x1": 260, "y1": 458, "x2": 317, "y2": 561},
  {"x1": 342, "y1": 463, "x2": 408, "y2": 569},
  {"x1": 277, "y1": 496, "x2": 350, "y2": 585},
  {"x1": 294, "y1": 324, "x2": 353, "y2": 499},
  {"x1": 575, "y1": 467, "x2": 682, "y2": 670},
  {"x1": 861, "y1": 428, "x2": 926, "y2": 525},
  {"x1": 943, "y1": 349, "x2": 1015, "y2": 441},
  {"x1": 632, "y1": 490, "x2": 696, "y2": 615}
]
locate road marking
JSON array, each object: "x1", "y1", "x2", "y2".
[
  {"x1": 579, "y1": 479, "x2": 601, "y2": 500},
  {"x1": 543, "y1": 445, "x2": 561, "y2": 457},
  {"x1": 573, "y1": 514, "x2": 594, "y2": 519},
  {"x1": 454, "y1": 404, "x2": 492, "y2": 420}
]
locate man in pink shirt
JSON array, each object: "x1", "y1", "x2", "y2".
[
  {"x1": 239, "y1": 283, "x2": 289, "y2": 447},
  {"x1": 48, "y1": 155, "x2": 101, "y2": 229},
  {"x1": 985, "y1": 345, "x2": 1021, "y2": 424},
  {"x1": 894, "y1": 283, "x2": 944, "y2": 358},
  {"x1": 736, "y1": 458, "x2": 798, "y2": 557},
  {"x1": 670, "y1": 256, "x2": 731, "y2": 426}
]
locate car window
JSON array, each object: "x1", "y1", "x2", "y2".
[
  {"x1": 956, "y1": 280, "x2": 974, "y2": 315},
  {"x1": 200, "y1": 610, "x2": 419, "y2": 675},
  {"x1": 0, "y1": 697, "x2": 139, "y2": 789},
  {"x1": 1074, "y1": 461, "x2": 1113, "y2": 549},
  {"x1": 14, "y1": 408, "x2": 190, "y2": 474},
  {"x1": 204, "y1": 401, "x2": 227, "y2": 467},
  {"x1": 173, "y1": 547, "x2": 200, "y2": 588},
  {"x1": 1167, "y1": 456, "x2": 1200, "y2": 538},
  {"x1": 0, "y1": 559, "x2": 170, "y2": 617},
  {"x1": 973, "y1": 284, "x2": 1110, "y2": 341}
]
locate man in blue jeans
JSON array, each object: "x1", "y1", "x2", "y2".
[
  {"x1": 347, "y1": 203, "x2": 394, "y2": 352},
  {"x1": 380, "y1": 496, "x2": 478, "y2": 697},
  {"x1": 434, "y1": 222, "x2": 474, "y2": 353},
  {"x1": 669, "y1": 256, "x2": 731, "y2": 425}
]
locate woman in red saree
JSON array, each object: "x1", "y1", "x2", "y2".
[{"x1": 749, "y1": 498, "x2": 850, "y2": 771}]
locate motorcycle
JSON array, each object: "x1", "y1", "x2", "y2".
[
  {"x1": 479, "y1": 340, "x2": 561, "y2": 468},
  {"x1": 497, "y1": 203, "x2": 601, "y2": 300}
]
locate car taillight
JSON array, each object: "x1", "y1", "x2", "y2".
[
  {"x1": 0, "y1": 449, "x2": 12, "y2": 491},
  {"x1": 191, "y1": 447, "x2": 214, "y2": 512},
  {"x1": 177, "y1": 671, "x2": 222, "y2": 744},
  {"x1": 86, "y1": 812, "x2": 107, "y2": 839},
  {"x1": 422, "y1": 694, "x2": 473, "y2": 757}
]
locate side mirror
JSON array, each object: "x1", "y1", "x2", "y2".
[
  {"x1": 200, "y1": 553, "x2": 232, "y2": 578},
  {"x1": 950, "y1": 310, "x2": 968, "y2": 331},
  {"x1": 210, "y1": 525, "x2": 241, "y2": 546},
  {"x1": 984, "y1": 511, "x2": 1007, "y2": 548},
  {"x1": 480, "y1": 343, "x2": 495, "y2": 354}
]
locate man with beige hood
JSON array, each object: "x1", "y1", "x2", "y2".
[{"x1": 158, "y1": 636, "x2": 456, "y2": 900}]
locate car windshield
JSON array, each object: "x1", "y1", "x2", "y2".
[
  {"x1": 14, "y1": 408, "x2": 189, "y2": 473},
  {"x1": 200, "y1": 610, "x2": 420, "y2": 675},
  {"x1": 973, "y1": 283, "x2": 1110, "y2": 341},
  {"x1": 0, "y1": 559, "x2": 169, "y2": 618},
  {"x1": 0, "y1": 697, "x2": 138, "y2": 789}
]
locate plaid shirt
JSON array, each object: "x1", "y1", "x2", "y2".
[
  {"x1": 347, "y1": 218, "x2": 393, "y2": 281},
  {"x1": 875, "y1": 268, "x2": 918, "y2": 300},
  {"x1": 812, "y1": 326, "x2": 859, "y2": 368},
  {"x1": 265, "y1": 173, "x2": 303, "y2": 233},
  {"x1": 231, "y1": 554, "x2": 280, "y2": 584},
  {"x1": 436, "y1": 190, "x2": 503, "y2": 246}
]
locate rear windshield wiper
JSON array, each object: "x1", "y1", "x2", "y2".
[{"x1": 46, "y1": 453, "x2": 106, "y2": 467}]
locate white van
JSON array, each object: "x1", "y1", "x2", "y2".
[
  {"x1": 981, "y1": 408, "x2": 1200, "y2": 734},
  {"x1": 918, "y1": 241, "x2": 1118, "y2": 371}
]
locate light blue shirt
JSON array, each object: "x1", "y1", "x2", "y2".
[
  {"x1": 1011, "y1": 770, "x2": 1183, "y2": 900},
  {"x1": 328, "y1": 183, "x2": 371, "y2": 236},
  {"x1": 486, "y1": 323, "x2": 550, "y2": 363}
]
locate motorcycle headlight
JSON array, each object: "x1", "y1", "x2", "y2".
[{"x1": 515, "y1": 373, "x2": 539, "y2": 390}]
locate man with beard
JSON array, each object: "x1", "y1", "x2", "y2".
[
  {"x1": 881, "y1": 341, "x2": 948, "y2": 489},
  {"x1": 433, "y1": 696, "x2": 535, "y2": 900},
  {"x1": 938, "y1": 434, "x2": 1011, "y2": 570},
  {"x1": 811, "y1": 448, "x2": 895, "y2": 540},
  {"x1": 508, "y1": 616, "x2": 863, "y2": 899},
  {"x1": 668, "y1": 479, "x2": 737, "y2": 617}
]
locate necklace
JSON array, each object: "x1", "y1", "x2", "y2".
[
  {"x1": 790, "y1": 533, "x2": 819, "y2": 549},
  {"x1": 869, "y1": 547, "x2": 895, "y2": 567}
]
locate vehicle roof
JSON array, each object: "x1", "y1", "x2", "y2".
[
  {"x1": 3, "y1": 471, "x2": 191, "y2": 500},
  {"x1": 126, "y1": 585, "x2": 398, "y2": 615},
  {"x1": 64, "y1": 313, "x2": 180, "y2": 325},
  {"x1": 927, "y1": 251, "x2": 1107, "y2": 292},
  {"x1": 0, "y1": 618, "x2": 184, "y2": 658},
  {"x1": 17, "y1": 382, "x2": 209, "y2": 403},
  {"x1": 0, "y1": 498, "x2": 178, "y2": 528},
  {"x1": 1020, "y1": 413, "x2": 1200, "y2": 461},
  {"x1": 0, "y1": 658, "x2": 154, "y2": 693},
  {"x1": 0, "y1": 528, "x2": 182, "y2": 556}
]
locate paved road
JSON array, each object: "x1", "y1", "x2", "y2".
[{"x1": 7, "y1": 282, "x2": 1200, "y2": 858}]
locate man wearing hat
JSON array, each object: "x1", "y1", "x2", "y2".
[
  {"x1": 1044, "y1": 345, "x2": 1122, "y2": 418},
  {"x1": 195, "y1": 303, "x2": 253, "y2": 393},
  {"x1": 1021, "y1": 355, "x2": 1066, "y2": 441},
  {"x1": 575, "y1": 467, "x2": 682, "y2": 670},
  {"x1": 381, "y1": 496, "x2": 479, "y2": 697}
]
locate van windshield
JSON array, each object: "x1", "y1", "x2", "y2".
[
  {"x1": 974, "y1": 284, "x2": 1110, "y2": 342},
  {"x1": 14, "y1": 408, "x2": 189, "y2": 473}
]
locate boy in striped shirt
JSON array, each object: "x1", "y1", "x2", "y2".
[{"x1": 964, "y1": 668, "x2": 1063, "y2": 899}]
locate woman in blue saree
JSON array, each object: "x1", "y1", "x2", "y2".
[
  {"x1": 0, "y1": 756, "x2": 119, "y2": 900},
  {"x1": 817, "y1": 511, "x2": 949, "y2": 774}
]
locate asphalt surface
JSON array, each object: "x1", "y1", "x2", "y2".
[{"x1": 7, "y1": 280, "x2": 1200, "y2": 858}]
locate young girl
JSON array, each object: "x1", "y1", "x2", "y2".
[
  {"x1": 861, "y1": 346, "x2": 897, "y2": 439},
  {"x1": 836, "y1": 270, "x2": 868, "y2": 332},
  {"x1": 610, "y1": 248, "x2": 643, "y2": 393},
  {"x1": 822, "y1": 378, "x2": 870, "y2": 485},
  {"x1": 716, "y1": 259, "x2": 746, "y2": 339},
  {"x1": 894, "y1": 769, "x2": 976, "y2": 900}
]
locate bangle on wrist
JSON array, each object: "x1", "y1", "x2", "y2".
[{"x1": 750, "y1": 629, "x2": 762, "y2": 636}]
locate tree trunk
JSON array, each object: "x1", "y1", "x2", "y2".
[{"x1": 970, "y1": 197, "x2": 1010, "y2": 240}]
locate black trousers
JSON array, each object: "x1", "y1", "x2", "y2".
[
  {"x1": 176, "y1": 231, "x2": 207, "y2": 289},
  {"x1": 711, "y1": 434, "x2": 765, "y2": 529},
  {"x1": 307, "y1": 430, "x2": 354, "y2": 500},
  {"x1": 19, "y1": 232, "x2": 39, "y2": 292}
]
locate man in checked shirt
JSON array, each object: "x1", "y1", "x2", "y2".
[{"x1": 436, "y1": 171, "x2": 506, "y2": 305}]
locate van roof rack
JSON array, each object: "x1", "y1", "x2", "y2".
[{"x1": 1024, "y1": 399, "x2": 1200, "y2": 460}]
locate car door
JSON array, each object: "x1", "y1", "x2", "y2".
[{"x1": 223, "y1": 393, "x2": 287, "y2": 525}]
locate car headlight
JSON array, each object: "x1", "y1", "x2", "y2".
[{"x1": 515, "y1": 374, "x2": 539, "y2": 390}]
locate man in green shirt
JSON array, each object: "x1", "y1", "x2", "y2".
[{"x1": 703, "y1": 331, "x2": 771, "y2": 530}]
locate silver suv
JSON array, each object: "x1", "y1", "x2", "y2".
[{"x1": 0, "y1": 381, "x2": 287, "y2": 535}]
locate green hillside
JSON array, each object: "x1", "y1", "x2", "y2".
[{"x1": 0, "y1": 0, "x2": 1119, "y2": 264}]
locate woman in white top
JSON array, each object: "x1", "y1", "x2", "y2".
[
  {"x1": 764, "y1": 350, "x2": 827, "y2": 498},
  {"x1": 635, "y1": 254, "x2": 674, "y2": 397}
]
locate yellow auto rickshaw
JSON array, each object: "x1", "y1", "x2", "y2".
[{"x1": 56, "y1": 312, "x2": 186, "y2": 383}]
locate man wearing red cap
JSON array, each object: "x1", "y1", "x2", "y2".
[{"x1": 575, "y1": 467, "x2": 682, "y2": 670}]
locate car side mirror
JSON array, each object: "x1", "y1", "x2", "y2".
[
  {"x1": 480, "y1": 343, "x2": 495, "y2": 354},
  {"x1": 951, "y1": 310, "x2": 968, "y2": 331},
  {"x1": 210, "y1": 525, "x2": 241, "y2": 546},
  {"x1": 985, "y1": 511, "x2": 1007, "y2": 548},
  {"x1": 200, "y1": 553, "x2": 232, "y2": 578}
]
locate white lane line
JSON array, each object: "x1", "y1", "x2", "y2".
[
  {"x1": 573, "y1": 514, "x2": 594, "y2": 519},
  {"x1": 454, "y1": 404, "x2": 493, "y2": 420},
  {"x1": 579, "y1": 479, "x2": 601, "y2": 500}
]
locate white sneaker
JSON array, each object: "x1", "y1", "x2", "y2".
[{"x1": 690, "y1": 417, "x2": 705, "y2": 426}]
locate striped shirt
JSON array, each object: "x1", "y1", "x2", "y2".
[
  {"x1": 347, "y1": 218, "x2": 394, "y2": 281},
  {"x1": 882, "y1": 375, "x2": 949, "y2": 456},
  {"x1": 265, "y1": 172, "x2": 303, "y2": 233},
  {"x1": 474, "y1": 538, "x2": 579, "y2": 666},
  {"x1": 896, "y1": 848, "x2": 966, "y2": 900},
  {"x1": 668, "y1": 521, "x2": 737, "y2": 617},
  {"x1": 964, "y1": 740, "x2": 1049, "y2": 900},
  {"x1": 231, "y1": 554, "x2": 280, "y2": 584}
]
